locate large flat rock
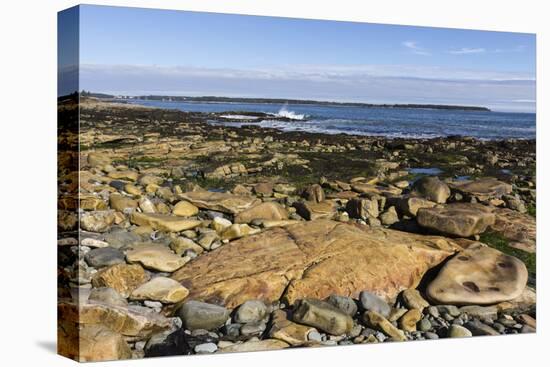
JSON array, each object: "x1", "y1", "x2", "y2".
[
  {"x1": 490, "y1": 208, "x2": 536, "y2": 253},
  {"x1": 417, "y1": 203, "x2": 496, "y2": 237},
  {"x1": 171, "y1": 220, "x2": 459, "y2": 308},
  {"x1": 448, "y1": 178, "x2": 512, "y2": 201},
  {"x1": 178, "y1": 191, "x2": 261, "y2": 214}
]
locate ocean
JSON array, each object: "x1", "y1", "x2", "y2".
[{"x1": 125, "y1": 99, "x2": 536, "y2": 140}]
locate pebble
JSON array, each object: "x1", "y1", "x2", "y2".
[
  {"x1": 448, "y1": 325, "x2": 472, "y2": 338},
  {"x1": 307, "y1": 330, "x2": 322, "y2": 342},
  {"x1": 418, "y1": 318, "x2": 432, "y2": 332},
  {"x1": 194, "y1": 342, "x2": 218, "y2": 354}
]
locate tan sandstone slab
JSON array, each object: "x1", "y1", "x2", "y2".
[
  {"x1": 127, "y1": 243, "x2": 190, "y2": 272},
  {"x1": 426, "y1": 243, "x2": 528, "y2": 305},
  {"x1": 58, "y1": 301, "x2": 172, "y2": 338},
  {"x1": 172, "y1": 220, "x2": 459, "y2": 308},
  {"x1": 130, "y1": 277, "x2": 189, "y2": 304},
  {"x1": 448, "y1": 178, "x2": 512, "y2": 201},
  {"x1": 130, "y1": 212, "x2": 202, "y2": 232},
  {"x1": 178, "y1": 191, "x2": 261, "y2": 214},
  {"x1": 91, "y1": 263, "x2": 150, "y2": 298},
  {"x1": 234, "y1": 202, "x2": 289, "y2": 223},
  {"x1": 490, "y1": 208, "x2": 536, "y2": 253},
  {"x1": 58, "y1": 324, "x2": 131, "y2": 362},
  {"x1": 417, "y1": 203, "x2": 496, "y2": 237},
  {"x1": 219, "y1": 339, "x2": 289, "y2": 353},
  {"x1": 269, "y1": 309, "x2": 316, "y2": 346}
]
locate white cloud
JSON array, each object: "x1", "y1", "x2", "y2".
[
  {"x1": 448, "y1": 47, "x2": 486, "y2": 55},
  {"x1": 402, "y1": 41, "x2": 431, "y2": 56}
]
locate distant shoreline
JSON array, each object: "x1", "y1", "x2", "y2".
[{"x1": 80, "y1": 91, "x2": 491, "y2": 112}]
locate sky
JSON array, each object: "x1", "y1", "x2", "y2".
[{"x1": 64, "y1": 5, "x2": 535, "y2": 112}]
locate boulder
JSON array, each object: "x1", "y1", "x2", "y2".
[
  {"x1": 302, "y1": 184, "x2": 325, "y2": 203},
  {"x1": 130, "y1": 212, "x2": 202, "y2": 232},
  {"x1": 91, "y1": 264, "x2": 149, "y2": 298},
  {"x1": 417, "y1": 203, "x2": 496, "y2": 237},
  {"x1": 360, "y1": 291, "x2": 391, "y2": 317},
  {"x1": 234, "y1": 300, "x2": 268, "y2": 324},
  {"x1": 176, "y1": 300, "x2": 230, "y2": 330},
  {"x1": 412, "y1": 176, "x2": 451, "y2": 204},
  {"x1": 426, "y1": 243, "x2": 528, "y2": 305},
  {"x1": 448, "y1": 178, "x2": 513, "y2": 201},
  {"x1": 172, "y1": 201, "x2": 199, "y2": 217},
  {"x1": 490, "y1": 208, "x2": 536, "y2": 253},
  {"x1": 346, "y1": 198, "x2": 379, "y2": 219},
  {"x1": 58, "y1": 324, "x2": 131, "y2": 362},
  {"x1": 293, "y1": 200, "x2": 337, "y2": 220},
  {"x1": 268, "y1": 309, "x2": 316, "y2": 346},
  {"x1": 234, "y1": 202, "x2": 289, "y2": 224},
  {"x1": 292, "y1": 298, "x2": 353, "y2": 335},
  {"x1": 393, "y1": 196, "x2": 436, "y2": 217},
  {"x1": 172, "y1": 220, "x2": 459, "y2": 308},
  {"x1": 126, "y1": 243, "x2": 190, "y2": 272},
  {"x1": 130, "y1": 277, "x2": 189, "y2": 303},
  {"x1": 178, "y1": 191, "x2": 261, "y2": 214}
]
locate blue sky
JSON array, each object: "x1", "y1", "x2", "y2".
[{"x1": 72, "y1": 5, "x2": 536, "y2": 112}]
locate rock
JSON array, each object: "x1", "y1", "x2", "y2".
[
  {"x1": 130, "y1": 212, "x2": 202, "y2": 232},
  {"x1": 139, "y1": 175, "x2": 164, "y2": 186},
  {"x1": 393, "y1": 196, "x2": 436, "y2": 217},
  {"x1": 234, "y1": 300, "x2": 268, "y2": 324},
  {"x1": 293, "y1": 200, "x2": 337, "y2": 220},
  {"x1": 459, "y1": 305, "x2": 498, "y2": 319},
  {"x1": 401, "y1": 289, "x2": 429, "y2": 311},
  {"x1": 398, "y1": 309, "x2": 422, "y2": 332},
  {"x1": 388, "y1": 308, "x2": 408, "y2": 322},
  {"x1": 104, "y1": 230, "x2": 141, "y2": 249},
  {"x1": 219, "y1": 339, "x2": 289, "y2": 353},
  {"x1": 302, "y1": 184, "x2": 325, "y2": 203},
  {"x1": 240, "y1": 322, "x2": 266, "y2": 336},
  {"x1": 85, "y1": 247, "x2": 125, "y2": 268},
  {"x1": 360, "y1": 291, "x2": 391, "y2": 318},
  {"x1": 170, "y1": 237, "x2": 204, "y2": 256},
  {"x1": 81, "y1": 211, "x2": 116, "y2": 233},
  {"x1": 58, "y1": 301, "x2": 172, "y2": 338},
  {"x1": 88, "y1": 287, "x2": 128, "y2": 307},
  {"x1": 517, "y1": 314, "x2": 536, "y2": 329},
  {"x1": 490, "y1": 208, "x2": 536, "y2": 254},
  {"x1": 179, "y1": 191, "x2": 261, "y2": 214},
  {"x1": 352, "y1": 183, "x2": 402, "y2": 196},
  {"x1": 346, "y1": 198, "x2": 379, "y2": 219},
  {"x1": 292, "y1": 299, "x2": 353, "y2": 335},
  {"x1": 197, "y1": 232, "x2": 219, "y2": 250},
  {"x1": 81, "y1": 238, "x2": 109, "y2": 248},
  {"x1": 109, "y1": 194, "x2": 138, "y2": 212},
  {"x1": 253, "y1": 182, "x2": 274, "y2": 196},
  {"x1": 172, "y1": 201, "x2": 199, "y2": 217},
  {"x1": 58, "y1": 324, "x2": 131, "y2": 362},
  {"x1": 131, "y1": 277, "x2": 189, "y2": 303},
  {"x1": 126, "y1": 243, "x2": 190, "y2": 272},
  {"x1": 379, "y1": 206, "x2": 399, "y2": 225},
  {"x1": 194, "y1": 342, "x2": 217, "y2": 354},
  {"x1": 221, "y1": 224, "x2": 260, "y2": 241},
  {"x1": 363, "y1": 311, "x2": 406, "y2": 341},
  {"x1": 212, "y1": 216, "x2": 232, "y2": 233},
  {"x1": 412, "y1": 176, "x2": 451, "y2": 204},
  {"x1": 326, "y1": 295, "x2": 358, "y2": 316},
  {"x1": 138, "y1": 197, "x2": 156, "y2": 213},
  {"x1": 176, "y1": 300, "x2": 230, "y2": 331},
  {"x1": 449, "y1": 178, "x2": 513, "y2": 201},
  {"x1": 171, "y1": 220, "x2": 459, "y2": 308},
  {"x1": 91, "y1": 264, "x2": 149, "y2": 298},
  {"x1": 427, "y1": 244, "x2": 528, "y2": 305},
  {"x1": 418, "y1": 318, "x2": 432, "y2": 332},
  {"x1": 234, "y1": 202, "x2": 289, "y2": 224},
  {"x1": 124, "y1": 184, "x2": 141, "y2": 196},
  {"x1": 87, "y1": 152, "x2": 112, "y2": 168},
  {"x1": 435, "y1": 305, "x2": 460, "y2": 317},
  {"x1": 464, "y1": 320, "x2": 499, "y2": 336},
  {"x1": 448, "y1": 324, "x2": 472, "y2": 338},
  {"x1": 269, "y1": 309, "x2": 316, "y2": 346},
  {"x1": 307, "y1": 330, "x2": 323, "y2": 342},
  {"x1": 417, "y1": 203, "x2": 496, "y2": 237},
  {"x1": 108, "y1": 170, "x2": 139, "y2": 181}
]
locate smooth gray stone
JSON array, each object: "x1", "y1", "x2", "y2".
[
  {"x1": 177, "y1": 301, "x2": 230, "y2": 331},
  {"x1": 84, "y1": 247, "x2": 125, "y2": 267},
  {"x1": 327, "y1": 294, "x2": 358, "y2": 316},
  {"x1": 464, "y1": 320, "x2": 500, "y2": 336},
  {"x1": 234, "y1": 300, "x2": 268, "y2": 324},
  {"x1": 359, "y1": 291, "x2": 390, "y2": 318}
]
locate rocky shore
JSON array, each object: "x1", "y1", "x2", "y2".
[{"x1": 57, "y1": 98, "x2": 536, "y2": 361}]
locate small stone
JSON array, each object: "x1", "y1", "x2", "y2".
[
  {"x1": 234, "y1": 300, "x2": 268, "y2": 324},
  {"x1": 379, "y1": 206, "x2": 399, "y2": 225},
  {"x1": 170, "y1": 237, "x2": 204, "y2": 256},
  {"x1": 401, "y1": 289, "x2": 429, "y2": 311},
  {"x1": 448, "y1": 324, "x2": 472, "y2": 338},
  {"x1": 293, "y1": 298, "x2": 353, "y2": 335},
  {"x1": 326, "y1": 294, "x2": 358, "y2": 316},
  {"x1": 109, "y1": 194, "x2": 138, "y2": 212},
  {"x1": 464, "y1": 320, "x2": 499, "y2": 336},
  {"x1": 221, "y1": 223, "x2": 260, "y2": 241},
  {"x1": 418, "y1": 318, "x2": 432, "y2": 332},
  {"x1": 521, "y1": 325, "x2": 536, "y2": 333},
  {"x1": 173, "y1": 201, "x2": 199, "y2": 217},
  {"x1": 240, "y1": 322, "x2": 266, "y2": 336},
  {"x1": 425, "y1": 331, "x2": 439, "y2": 340},
  {"x1": 130, "y1": 277, "x2": 189, "y2": 304},
  {"x1": 307, "y1": 330, "x2": 322, "y2": 342},
  {"x1": 360, "y1": 291, "x2": 391, "y2": 318},
  {"x1": 363, "y1": 311, "x2": 406, "y2": 341},
  {"x1": 126, "y1": 243, "x2": 190, "y2": 272},
  {"x1": 399, "y1": 309, "x2": 422, "y2": 332},
  {"x1": 81, "y1": 211, "x2": 115, "y2": 233},
  {"x1": 194, "y1": 342, "x2": 217, "y2": 354},
  {"x1": 85, "y1": 247, "x2": 125, "y2": 268},
  {"x1": 177, "y1": 301, "x2": 230, "y2": 331},
  {"x1": 212, "y1": 216, "x2": 232, "y2": 233}
]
